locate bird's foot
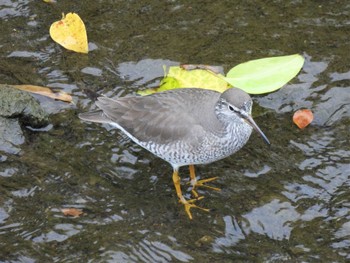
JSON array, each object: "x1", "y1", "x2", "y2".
[
  {"x1": 179, "y1": 196, "x2": 209, "y2": 220},
  {"x1": 188, "y1": 177, "x2": 221, "y2": 198}
]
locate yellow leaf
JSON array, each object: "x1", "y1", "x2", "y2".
[
  {"x1": 11, "y1": 84, "x2": 73, "y2": 103},
  {"x1": 166, "y1": 66, "x2": 229, "y2": 92},
  {"x1": 137, "y1": 65, "x2": 229, "y2": 95},
  {"x1": 50, "y1": 13, "x2": 88, "y2": 54}
]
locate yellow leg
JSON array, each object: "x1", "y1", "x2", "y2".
[
  {"x1": 172, "y1": 168, "x2": 209, "y2": 220},
  {"x1": 188, "y1": 165, "x2": 221, "y2": 198}
]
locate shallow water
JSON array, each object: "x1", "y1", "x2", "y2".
[{"x1": 1, "y1": 1, "x2": 350, "y2": 262}]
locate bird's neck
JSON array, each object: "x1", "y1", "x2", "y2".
[{"x1": 225, "y1": 120, "x2": 253, "y2": 145}]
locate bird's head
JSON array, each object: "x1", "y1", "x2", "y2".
[{"x1": 216, "y1": 88, "x2": 270, "y2": 145}]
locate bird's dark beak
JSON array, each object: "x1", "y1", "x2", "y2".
[{"x1": 245, "y1": 114, "x2": 270, "y2": 145}]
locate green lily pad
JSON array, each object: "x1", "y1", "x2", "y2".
[{"x1": 224, "y1": 54, "x2": 305, "y2": 94}]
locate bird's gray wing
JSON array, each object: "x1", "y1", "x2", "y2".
[
  {"x1": 80, "y1": 89, "x2": 221, "y2": 145},
  {"x1": 95, "y1": 95, "x2": 202, "y2": 144}
]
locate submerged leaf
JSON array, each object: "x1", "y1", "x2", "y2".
[
  {"x1": 225, "y1": 54, "x2": 305, "y2": 94},
  {"x1": 50, "y1": 12, "x2": 88, "y2": 54},
  {"x1": 61, "y1": 208, "x2": 83, "y2": 218}
]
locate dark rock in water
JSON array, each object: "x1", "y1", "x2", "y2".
[
  {"x1": 0, "y1": 84, "x2": 49, "y2": 154},
  {"x1": 0, "y1": 84, "x2": 49, "y2": 127}
]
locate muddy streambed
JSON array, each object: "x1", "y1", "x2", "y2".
[{"x1": 1, "y1": 1, "x2": 350, "y2": 262}]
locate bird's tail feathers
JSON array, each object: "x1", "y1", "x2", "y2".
[{"x1": 78, "y1": 111, "x2": 111, "y2": 124}]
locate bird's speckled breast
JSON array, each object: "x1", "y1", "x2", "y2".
[{"x1": 139, "y1": 121, "x2": 253, "y2": 167}]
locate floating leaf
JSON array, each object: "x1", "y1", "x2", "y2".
[
  {"x1": 293, "y1": 109, "x2": 313, "y2": 129},
  {"x1": 61, "y1": 208, "x2": 83, "y2": 218},
  {"x1": 138, "y1": 65, "x2": 229, "y2": 95},
  {"x1": 225, "y1": 54, "x2": 305, "y2": 94},
  {"x1": 137, "y1": 76, "x2": 180, "y2": 96},
  {"x1": 50, "y1": 12, "x2": 88, "y2": 54},
  {"x1": 165, "y1": 66, "x2": 229, "y2": 92},
  {"x1": 138, "y1": 55, "x2": 304, "y2": 95},
  {"x1": 11, "y1": 84, "x2": 72, "y2": 103}
]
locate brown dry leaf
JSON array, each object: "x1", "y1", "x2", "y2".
[
  {"x1": 293, "y1": 109, "x2": 314, "y2": 129},
  {"x1": 61, "y1": 208, "x2": 84, "y2": 218},
  {"x1": 11, "y1": 84, "x2": 72, "y2": 103}
]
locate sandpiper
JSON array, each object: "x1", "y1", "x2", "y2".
[{"x1": 79, "y1": 88, "x2": 270, "y2": 219}]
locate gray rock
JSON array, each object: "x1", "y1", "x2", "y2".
[
  {"x1": 0, "y1": 84, "x2": 49, "y2": 127},
  {"x1": 0, "y1": 84, "x2": 49, "y2": 154}
]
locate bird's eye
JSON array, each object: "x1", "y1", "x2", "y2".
[{"x1": 228, "y1": 105, "x2": 235, "y2": 111}]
